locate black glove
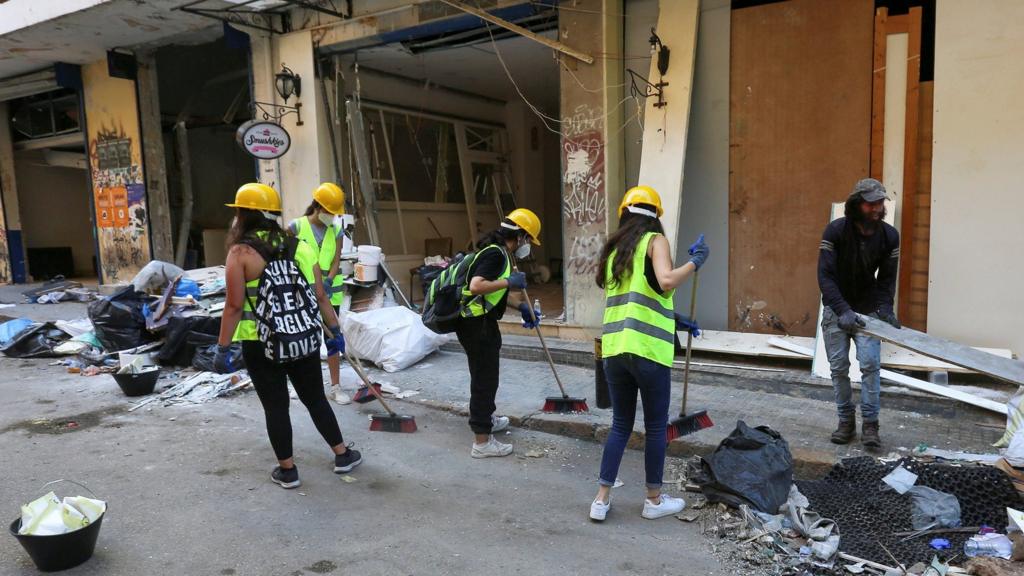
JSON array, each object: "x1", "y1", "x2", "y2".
[
  {"x1": 507, "y1": 271, "x2": 527, "y2": 291},
  {"x1": 837, "y1": 310, "x2": 866, "y2": 333},
  {"x1": 213, "y1": 344, "x2": 237, "y2": 374},
  {"x1": 877, "y1": 309, "x2": 901, "y2": 329}
]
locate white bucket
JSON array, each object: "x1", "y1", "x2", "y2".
[
  {"x1": 357, "y1": 245, "x2": 382, "y2": 266},
  {"x1": 355, "y1": 263, "x2": 378, "y2": 282}
]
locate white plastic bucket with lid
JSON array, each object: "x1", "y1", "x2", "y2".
[{"x1": 357, "y1": 245, "x2": 382, "y2": 266}]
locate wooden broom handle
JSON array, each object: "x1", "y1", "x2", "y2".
[{"x1": 681, "y1": 271, "x2": 699, "y2": 415}]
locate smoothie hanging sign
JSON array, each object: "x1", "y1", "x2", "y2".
[{"x1": 236, "y1": 120, "x2": 291, "y2": 160}]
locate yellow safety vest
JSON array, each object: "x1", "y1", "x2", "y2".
[
  {"x1": 461, "y1": 245, "x2": 512, "y2": 318},
  {"x1": 293, "y1": 217, "x2": 346, "y2": 306},
  {"x1": 601, "y1": 232, "x2": 676, "y2": 367},
  {"x1": 233, "y1": 234, "x2": 319, "y2": 342}
]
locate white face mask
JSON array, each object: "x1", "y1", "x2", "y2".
[
  {"x1": 514, "y1": 241, "x2": 531, "y2": 259},
  {"x1": 318, "y1": 212, "x2": 334, "y2": 227}
]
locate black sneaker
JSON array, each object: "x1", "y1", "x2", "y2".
[
  {"x1": 271, "y1": 466, "x2": 301, "y2": 489},
  {"x1": 334, "y1": 446, "x2": 363, "y2": 474}
]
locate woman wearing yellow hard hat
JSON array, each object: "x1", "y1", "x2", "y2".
[
  {"x1": 216, "y1": 182, "x2": 361, "y2": 489},
  {"x1": 288, "y1": 182, "x2": 350, "y2": 405},
  {"x1": 459, "y1": 208, "x2": 542, "y2": 459},
  {"x1": 589, "y1": 185, "x2": 708, "y2": 522}
]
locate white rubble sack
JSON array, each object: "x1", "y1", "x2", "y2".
[{"x1": 343, "y1": 307, "x2": 451, "y2": 372}]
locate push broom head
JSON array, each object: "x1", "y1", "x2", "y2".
[
  {"x1": 666, "y1": 410, "x2": 713, "y2": 442},
  {"x1": 352, "y1": 383, "x2": 383, "y2": 404},
  {"x1": 369, "y1": 413, "x2": 418, "y2": 433},
  {"x1": 542, "y1": 396, "x2": 589, "y2": 414}
]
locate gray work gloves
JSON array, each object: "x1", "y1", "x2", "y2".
[{"x1": 837, "y1": 310, "x2": 866, "y2": 333}]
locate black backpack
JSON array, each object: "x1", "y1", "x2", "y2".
[
  {"x1": 245, "y1": 237, "x2": 322, "y2": 362},
  {"x1": 421, "y1": 246, "x2": 501, "y2": 334}
]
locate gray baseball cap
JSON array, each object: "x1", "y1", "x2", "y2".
[{"x1": 850, "y1": 178, "x2": 888, "y2": 202}]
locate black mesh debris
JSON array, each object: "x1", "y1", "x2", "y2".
[{"x1": 796, "y1": 457, "x2": 1022, "y2": 567}]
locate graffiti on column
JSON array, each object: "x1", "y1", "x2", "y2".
[
  {"x1": 83, "y1": 60, "x2": 151, "y2": 284},
  {"x1": 562, "y1": 103, "x2": 607, "y2": 282}
]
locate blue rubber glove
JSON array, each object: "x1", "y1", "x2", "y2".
[
  {"x1": 213, "y1": 344, "x2": 236, "y2": 374},
  {"x1": 675, "y1": 313, "x2": 701, "y2": 338},
  {"x1": 519, "y1": 302, "x2": 541, "y2": 329},
  {"x1": 687, "y1": 234, "x2": 709, "y2": 270},
  {"x1": 325, "y1": 326, "x2": 345, "y2": 357},
  {"x1": 507, "y1": 271, "x2": 527, "y2": 291}
]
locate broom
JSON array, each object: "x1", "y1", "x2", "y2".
[
  {"x1": 347, "y1": 351, "x2": 417, "y2": 433},
  {"x1": 666, "y1": 271, "x2": 713, "y2": 441},
  {"x1": 513, "y1": 266, "x2": 588, "y2": 413},
  {"x1": 322, "y1": 320, "x2": 382, "y2": 403}
]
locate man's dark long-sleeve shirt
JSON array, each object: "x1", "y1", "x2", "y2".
[{"x1": 817, "y1": 217, "x2": 900, "y2": 316}]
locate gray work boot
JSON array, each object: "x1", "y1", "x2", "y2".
[
  {"x1": 861, "y1": 420, "x2": 881, "y2": 448},
  {"x1": 830, "y1": 418, "x2": 856, "y2": 444}
]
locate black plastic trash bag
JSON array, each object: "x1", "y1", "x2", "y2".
[
  {"x1": 158, "y1": 316, "x2": 221, "y2": 367},
  {"x1": 0, "y1": 322, "x2": 70, "y2": 358},
  {"x1": 192, "y1": 343, "x2": 244, "y2": 373},
  {"x1": 88, "y1": 287, "x2": 155, "y2": 352},
  {"x1": 694, "y1": 420, "x2": 794, "y2": 513}
]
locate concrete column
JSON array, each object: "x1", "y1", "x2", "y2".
[
  {"x1": 248, "y1": 31, "x2": 283, "y2": 206},
  {"x1": 136, "y1": 50, "x2": 174, "y2": 263},
  {"x1": 274, "y1": 30, "x2": 323, "y2": 224},
  {"x1": 0, "y1": 102, "x2": 17, "y2": 283},
  {"x1": 558, "y1": 0, "x2": 619, "y2": 328}
]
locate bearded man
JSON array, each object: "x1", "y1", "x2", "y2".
[{"x1": 818, "y1": 178, "x2": 901, "y2": 448}]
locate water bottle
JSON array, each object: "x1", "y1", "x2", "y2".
[
  {"x1": 533, "y1": 298, "x2": 542, "y2": 319},
  {"x1": 964, "y1": 535, "x2": 1013, "y2": 558}
]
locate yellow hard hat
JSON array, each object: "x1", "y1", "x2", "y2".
[
  {"x1": 504, "y1": 208, "x2": 542, "y2": 245},
  {"x1": 226, "y1": 182, "x2": 281, "y2": 212},
  {"x1": 618, "y1": 185, "x2": 663, "y2": 217},
  {"x1": 313, "y1": 182, "x2": 345, "y2": 215}
]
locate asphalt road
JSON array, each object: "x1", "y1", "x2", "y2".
[{"x1": 0, "y1": 357, "x2": 728, "y2": 576}]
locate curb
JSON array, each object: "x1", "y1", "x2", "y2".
[
  {"x1": 440, "y1": 341, "x2": 1003, "y2": 423},
  {"x1": 410, "y1": 396, "x2": 836, "y2": 478}
]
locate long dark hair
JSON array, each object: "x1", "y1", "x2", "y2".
[
  {"x1": 595, "y1": 204, "x2": 664, "y2": 289},
  {"x1": 226, "y1": 208, "x2": 288, "y2": 260},
  {"x1": 476, "y1": 221, "x2": 523, "y2": 250},
  {"x1": 303, "y1": 200, "x2": 321, "y2": 217}
]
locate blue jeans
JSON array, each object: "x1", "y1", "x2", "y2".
[
  {"x1": 822, "y1": 308, "x2": 881, "y2": 422},
  {"x1": 598, "y1": 353, "x2": 671, "y2": 489}
]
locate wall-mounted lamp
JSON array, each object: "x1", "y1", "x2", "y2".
[{"x1": 274, "y1": 64, "x2": 301, "y2": 102}]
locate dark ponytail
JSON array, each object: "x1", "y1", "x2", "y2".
[{"x1": 595, "y1": 204, "x2": 664, "y2": 289}]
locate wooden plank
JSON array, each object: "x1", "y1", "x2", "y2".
[
  {"x1": 636, "y1": 0, "x2": 700, "y2": 252},
  {"x1": 136, "y1": 50, "x2": 174, "y2": 264},
  {"x1": 688, "y1": 330, "x2": 814, "y2": 360},
  {"x1": 437, "y1": 0, "x2": 594, "y2": 64},
  {"x1": 897, "y1": 7, "x2": 923, "y2": 326},
  {"x1": 728, "y1": 0, "x2": 874, "y2": 336},
  {"x1": 906, "y1": 80, "x2": 934, "y2": 330},
  {"x1": 768, "y1": 337, "x2": 1009, "y2": 415},
  {"x1": 857, "y1": 314, "x2": 1024, "y2": 386},
  {"x1": 870, "y1": 7, "x2": 888, "y2": 180}
]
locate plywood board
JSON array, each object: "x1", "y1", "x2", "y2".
[
  {"x1": 729, "y1": 0, "x2": 875, "y2": 336},
  {"x1": 637, "y1": 0, "x2": 699, "y2": 252},
  {"x1": 688, "y1": 330, "x2": 814, "y2": 360},
  {"x1": 858, "y1": 314, "x2": 1024, "y2": 386},
  {"x1": 769, "y1": 337, "x2": 1008, "y2": 415}
]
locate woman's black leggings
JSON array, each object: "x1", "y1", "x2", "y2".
[{"x1": 241, "y1": 341, "x2": 344, "y2": 461}]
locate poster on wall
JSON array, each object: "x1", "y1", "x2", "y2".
[{"x1": 82, "y1": 61, "x2": 151, "y2": 284}]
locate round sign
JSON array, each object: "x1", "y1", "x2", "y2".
[{"x1": 236, "y1": 120, "x2": 291, "y2": 160}]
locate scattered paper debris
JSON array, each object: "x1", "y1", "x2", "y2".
[{"x1": 339, "y1": 475, "x2": 357, "y2": 484}]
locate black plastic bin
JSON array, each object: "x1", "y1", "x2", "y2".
[
  {"x1": 112, "y1": 368, "x2": 159, "y2": 396},
  {"x1": 9, "y1": 510, "x2": 105, "y2": 572}
]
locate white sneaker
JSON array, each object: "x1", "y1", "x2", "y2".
[
  {"x1": 491, "y1": 415, "x2": 510, "y2": 433},
  {"x1": 471, "y1": 436, "x2": 513, "y2": 458},
  {"x1": 642, "y1": 494, "x2": 686, "y2": 519},
  {"x1": 331, "y1": 386, "x2": 351, "y2": 405},
  {"x1": 590, "y1": 497, "x2": 611, "y2": 521}
]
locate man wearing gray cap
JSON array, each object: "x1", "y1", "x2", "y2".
[{"x1": 817, "y1": 178, "x2": 901, "y2": 448}]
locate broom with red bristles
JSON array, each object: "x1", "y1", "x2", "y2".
[
  {"x1": 514, "y1": 266, "x2": 589, "y2": 414},
  {"x1": 667, "y1": 271, "x2": 713, "y2": 441},
  {"x1": 346, "y1": 351, "x2": 418, "y2": 433}
]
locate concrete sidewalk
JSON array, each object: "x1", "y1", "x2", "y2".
[{"x1": 368, "y1": 343, "x2": 1005, "y2": 477}]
